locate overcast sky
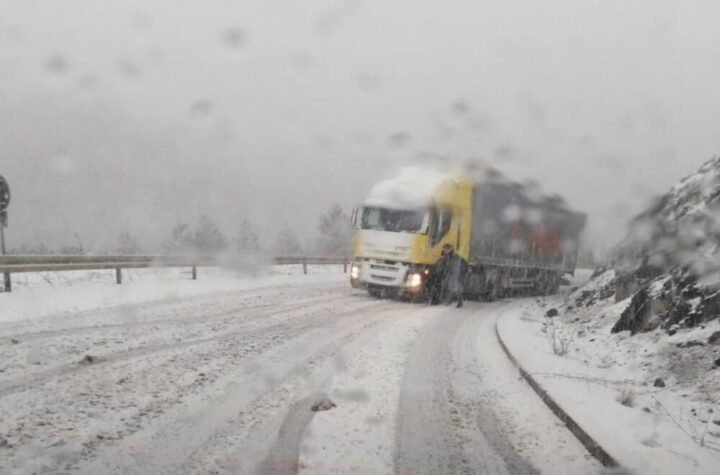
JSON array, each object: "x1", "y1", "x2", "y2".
[{"x1": 1, "y1": 0, "x2": 719, "y2": 253}]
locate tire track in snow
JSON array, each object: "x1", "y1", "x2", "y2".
[
  {"x1": 395, "y1": 301, "x2": 598, "y2": 475},
  {"x1": 449, "y1": 307, "x2": 538, "y2": 475},
  {"x1": 178, "y1": 304, "x2": 418, "y2": 475},
  {"x1": 256, "y1": 392, "x2": 327, "y2": 475},
  {"x1": 394, "y1": 310, "x2": 470, "y2": 475},
  {"x1": 0, "y1": 294, "x2": 378, "y2": 399},
  {"x1": 0, "y1": 293, "x2": 360, "y2": 354},
  {"x1": 0, "y1": 285, "x2": 351, "y2": 341},
  {"x1": 75, "y1": 302, "x2": 404, "y2": 475},
  {"x1": 1, "y1": 294, "x2": 397, "y2": 473},
  {"x1": 394, "y1": 305, "x2": 540, "y2": 475},
  {"x1": 298, "y1": 305, "x2": 440, "y2": 475}
]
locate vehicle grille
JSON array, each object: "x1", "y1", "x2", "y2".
[{"x1": 370, "y1": 264, "x2": 398, "y2": 272}]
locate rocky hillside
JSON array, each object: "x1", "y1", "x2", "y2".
[
  {"x1": 559, "y1": 157, "x2": 720, "y2": 461},
  {"x1": 581, "y1": 156, "x2": 720, "y2": 335}
]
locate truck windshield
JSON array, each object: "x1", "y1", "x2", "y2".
[{"x1": 361, "y1": 207, "x2": 428, "y2": 234}]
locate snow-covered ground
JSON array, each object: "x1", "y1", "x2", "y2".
[
  {"x1": 300, "y1": 302, "x2": 596, "y2": 475},
  {"x1": 497, "y1": 270, "x2": 720, "y2": 475},
  {"x1": 0, "y1": 264, "x2": 346, "y2": 324},
  {"x1": 0, "y1": 268, "x2": 600, "y2": 475}
]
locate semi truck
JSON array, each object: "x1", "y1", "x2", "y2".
[{"x1": 349, "y1": 164, "x2": 586, "y2": 300}]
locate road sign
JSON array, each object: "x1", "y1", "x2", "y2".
[{"x1": 0, "y1": 175, "x2": 9, "y2": 211}]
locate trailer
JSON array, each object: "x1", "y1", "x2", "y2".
[{"x1": 464, "y1": 179, "x2": 586, "y2": 298}]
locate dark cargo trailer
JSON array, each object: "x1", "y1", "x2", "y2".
[{"x1": 463, "y1": 178, "x2": 587, "y2": 298}]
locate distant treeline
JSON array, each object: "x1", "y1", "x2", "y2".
[{"x1": 10, "y1": 204, "x2": 354, "y2": 257}]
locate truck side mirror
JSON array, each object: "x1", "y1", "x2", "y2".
[{"x1": 351, "y1": 206, "x2": 359, "y2": 229}]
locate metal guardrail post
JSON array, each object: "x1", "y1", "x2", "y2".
[
  {"x1": 192, "y1": 265, "x2": 197, "y2": 280},
  {"x1": 303, "y1": 262, "x2": 307, "y2": 275},
  {"x1": 343, "y1": 262, "x2": 347, "y2": 273},
  {"x1": 116, "y1": 268, "x2": 122, "y2": 285},
  {"x1": 3, "y1": 271, "x2": 10, "y2": 292}
]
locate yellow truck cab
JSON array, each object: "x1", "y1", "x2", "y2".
[{"x1": 350, "y1": 169, "x2": 473, "y2": 298}]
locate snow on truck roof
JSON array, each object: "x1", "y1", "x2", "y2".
[
  {"x1": 363, "y1": 163, "x2": 583, "y2": 217},
  {"x1": 363, "y1": 166, "x2": 459, "y2": 209}
]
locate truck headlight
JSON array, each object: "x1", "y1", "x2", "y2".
[
  {"x1": 351, "y1": 265, "x2": 360, "y2": 279},
  {"x1": 408, "y1": 273, "x2": 422, "y2": 288}
]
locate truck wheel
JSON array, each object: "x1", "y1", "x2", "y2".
[
  {"x1": 482, "y1": 271, "x2": 502, "y2": 302},
  {"x1": 484, "y1": 281, "x2": 501, "y2": 301},
  {"x1": 368, "y1": 289, "x2": 383, "y2": 299},
  {"x1": 538, "y1": 273, "x2": 560, "y2": 296},
  {"x1": 549, "y1": 276, "x2": 561, "y2": 294},
  {"x1": 537, "y1": 276, "x2": 550, "y2": 296}
]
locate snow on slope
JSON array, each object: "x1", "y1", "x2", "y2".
[
  {"x1": 498, "y1": 287, "x2": 720, "y2": 475},
  {"x1": 547, "y1": 158, "x2": 720, "y2": 465}
]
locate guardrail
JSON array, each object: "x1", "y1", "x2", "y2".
[{"x1": 0, "y1": 255, "x2": 349, "y2": 293}]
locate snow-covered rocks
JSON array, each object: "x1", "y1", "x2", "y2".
[
  {"x1": 611, "y1": 267, "x2": 720, "y2": 335},
  {"x1": 576, "y1": 157, "x2": 720, "y2": 336},
  {"x1": 608, "y1": 157, "x2": 720, "y2": 334}
]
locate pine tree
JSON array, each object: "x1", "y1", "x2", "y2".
[
  {"x1": 193, "y1": 214, "x2": 228, "y2": 253},
  {"x1": 117, "y1": 232, "x2": 142, "y2": 255},
  {"x1": 317, "y1": 204, "x2": 353, "y2": 256},
  {"x1": 274, "y1": 227, "x2": 303, "y2": 257},
  {"x1": 163, "y1": 222, "x2": 194, "y2": 254},
  {"x1": 236, "y1": 219, "x2": 260, "y2": 252}
]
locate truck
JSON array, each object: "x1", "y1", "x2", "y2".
[{"x1": 349, "y1": 164, "x2": 586, "y2": 300}]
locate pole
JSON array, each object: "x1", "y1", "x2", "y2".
[
  {"x1": 0, "y1": 225, "x2": 10, "y2": 292},
  {"x1": 0, "y1": 177, "x2": 11, "y2": 293},
  {"x1": 192, "y1": 265, "x2": 197, "y2": 280},
  {"x1": 116, "y1": 267, "x2": 122, "y2": 285}
]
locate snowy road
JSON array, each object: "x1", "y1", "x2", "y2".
[{"x1": 0, "y1": 276, "x2": 599, "y2": 474}]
